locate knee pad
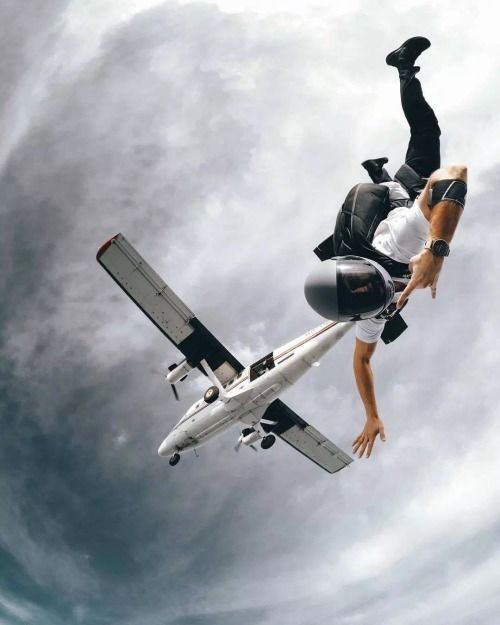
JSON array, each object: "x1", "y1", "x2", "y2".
[{"x1": 429, "y1": 179, "x2": 467, "y2": 209}]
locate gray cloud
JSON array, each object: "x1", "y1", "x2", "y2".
[
  {"x1": 1, "y1": 1, "x2": 499, "y2": 624},
  {"x1": 0, "y1": 0, "x2": 69, "y2": 104}
]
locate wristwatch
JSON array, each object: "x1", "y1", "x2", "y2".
[{"x1": 425, "y1": 238, "x2": 450, "y2": 257}]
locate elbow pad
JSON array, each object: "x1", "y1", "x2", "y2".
[{"x1": 429, "y1": 179, "x2": 467, "y2": 209}]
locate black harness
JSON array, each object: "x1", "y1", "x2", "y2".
[
  {"x1": 314, "y1": 182, "x2": 413, "y2": 278},
  {"x1": 313, "y1": 160, "x2": 427, "y2": 344}
]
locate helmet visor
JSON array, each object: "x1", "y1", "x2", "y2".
[{"x1": 336, "y1": 257, "x2": 392, "y2": 318}]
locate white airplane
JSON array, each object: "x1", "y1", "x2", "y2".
[{"x1": 97, "y1": 233, "x2": 354, "y2": 474}]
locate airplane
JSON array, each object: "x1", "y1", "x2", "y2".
[{"x1": 97, "y1": 233, "x2": 355, "y2": 474}]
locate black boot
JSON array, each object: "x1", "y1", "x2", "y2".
[
  {"x1": 361, "y1": 157, "x2": 392, "y2": 183},
  {"x1": 386, "y1": 36, "x2": 430, "y2": 69}
]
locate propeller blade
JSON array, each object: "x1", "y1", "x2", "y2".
[
  {"x1": 234, "y1": 432, "x2": 244, "y2": 452},
  {"x1": 235, "y1": 431, "x2": 258, "y2": 453},
  {"x1": 171, "y1": 384, "x2": 180, "y2": 401}
]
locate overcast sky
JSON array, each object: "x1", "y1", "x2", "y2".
[{"x1": 1, "y1": 1, "x2": 499, "y2": 624}]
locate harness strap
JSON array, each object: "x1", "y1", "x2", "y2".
[
  {"x1": 389, "y1": 198, "x2": 414, "y2": 208},
  {"x1": 394, "y1": 163, "x2": 425, "y2": 200}
]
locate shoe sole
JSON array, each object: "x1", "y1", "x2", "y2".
[{"x1": 386, "y1": 36, "x2": 431, "y2": 67}]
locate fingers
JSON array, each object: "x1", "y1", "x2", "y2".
[
  {"x1": 398, "y1": 266, "x2": 441, "y2": 307},
  {"x1": 352, "y1": 432, "x2": 366, "y2": 456},
  {"x1": 358, "y1": 437, "x2": 369, "y2": 459},
  {"x1": 352, "y1": 435, "x2": 363, "y2": 455},
  {"x1": 352, "y1": 427, "x2": 386, "y2": 458},
  {"x1": 396, "y1": 254, "x2": 420, "y2": 310},
  {"x1": 430, "y1": 272, "x2": 440, "y2": 299},
  {"x1": 352, "y1": 433, "x2": 372, "y2": 458},
  {"x1": 379, "y1": 425, "x2": 386, "y2": 442},
  {"x1": 396, "y1": 282, "x2": 414, "y2": 309},
  {"x1": 366, "y1": 438, "x2": 375, "y2": 458},
  {"x1": 398, "y1": 250, "x2": 439, "y2": 309}
]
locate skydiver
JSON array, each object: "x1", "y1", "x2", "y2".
[{"x1": 306, "y1": 37, "x2": 467, "y2": 459}]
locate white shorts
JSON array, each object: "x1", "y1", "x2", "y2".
[{"x1": 356, "y1": 317, "x2": 386, "y2": 343}]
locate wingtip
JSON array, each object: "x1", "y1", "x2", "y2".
[{"x1": 96, "y1": 233, "x2": 121, "y2": 261}]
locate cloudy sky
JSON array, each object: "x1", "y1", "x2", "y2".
[{"x1": 1, "y1": 1, "x2": 499, "y2": 623}]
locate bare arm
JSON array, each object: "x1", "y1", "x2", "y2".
[
  {"x1": 353, "y1": 338, "x2": 379, "y2": 419},
  {"x1": 352, "y1": 338, "x2": 386, "y2": 458},
  {"x1": 428, "y1": 191, "x2": 464, "y2": 241},
  {"x1": 397, "y1": 164, "x2": 467, "y2": 309}
]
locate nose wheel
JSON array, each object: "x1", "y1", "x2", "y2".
[
  {"x1": 169, "y1": 452, "x2": 180, "y2": 466},
  {"x1": 261, "y1": 434, "x2": 276, "y2": 450}
]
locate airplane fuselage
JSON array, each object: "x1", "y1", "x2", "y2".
[{"x1": 158, "y1": 319, "x2": 354, "y2": 457}]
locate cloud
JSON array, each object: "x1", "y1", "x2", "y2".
[
  {"x1": 0, "y1": 591, "x2": 36, "y2": 622},
  {"x1": 0, "y1": 1, "x2": 499, "y2": 624}
]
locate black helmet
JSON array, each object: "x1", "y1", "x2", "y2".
[{"x1": 304, "y1": 256, "x2": 395, "y2": 321}]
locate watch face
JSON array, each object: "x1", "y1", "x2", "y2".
[{"x1": 433, "y1": 240, "x2": 449, "y2": 256}]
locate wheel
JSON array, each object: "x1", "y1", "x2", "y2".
[
  {"x1": 169, "y1": 453, "x2": 180, "y2": 466},
  {"x1": 261, "y1": 434, "x2": 276, "y2": 450},
  {"x1": 204, "y1": 385, "x2": 220, "y2": 404}
]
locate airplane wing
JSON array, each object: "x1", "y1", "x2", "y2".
[
  {"x1": 96, "y1": 233, "x2": 243, "y2": 384},
  {"x1": 262, "y1": 399, "x2": 353, "y2": 474}
]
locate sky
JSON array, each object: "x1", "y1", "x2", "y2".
[{"x1": 1, "y1": 1, "x2": 499, "y2": 624}]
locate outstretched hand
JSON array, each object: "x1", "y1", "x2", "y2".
[
  {"x1": 352, "y1": 417, "x2": 386, "y2": 459},
  {"x1": 397, "y1": 249, "x2": 443, "y2": 309}
]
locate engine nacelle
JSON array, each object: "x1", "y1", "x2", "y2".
[
  {"x1": 166, "y1": 359, "x2": 193, "y2": 384},
  {"x1": 241, "y1": 427, "x2": 262, "y2": 446}
]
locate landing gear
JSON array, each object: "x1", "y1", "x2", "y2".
[
  {"x1": 204, "y1": 385, "x2": 220, "y2": 404},
  {"x1": 169, "y1": 453, "x2": 180, "y2": 466},
  {"x1": 261, "y1": 434, "x2": 276, "y2": 450}
]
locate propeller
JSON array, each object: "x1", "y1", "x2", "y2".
[
  {"x1": 150, "y1": 366, "x2": 181, "y2": 401},
  {"x1": 170, "y1": 383, "x2": 179, "y2": 401},
  {"x1": 167, "y1": 363, "x2": 180, "y2": 401},
  {"x1": 234, "y1": 429, "x2": 258, "y2": 453}
]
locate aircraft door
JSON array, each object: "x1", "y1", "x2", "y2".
[{"x1": 249, "y1": 352, "x2": 275, "y2": 382}]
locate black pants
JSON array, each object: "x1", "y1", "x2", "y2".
[{"x1": 401, "y1": 73, "x2": 441, "y2": 178}]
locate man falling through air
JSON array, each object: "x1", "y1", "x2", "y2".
[{"x1": 307, "y1": 37, "x2": 467, "y2": 458}]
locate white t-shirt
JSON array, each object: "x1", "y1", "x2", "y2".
[{"x1": 355, "y1": 181, "x2": 429, "y2": 343}]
